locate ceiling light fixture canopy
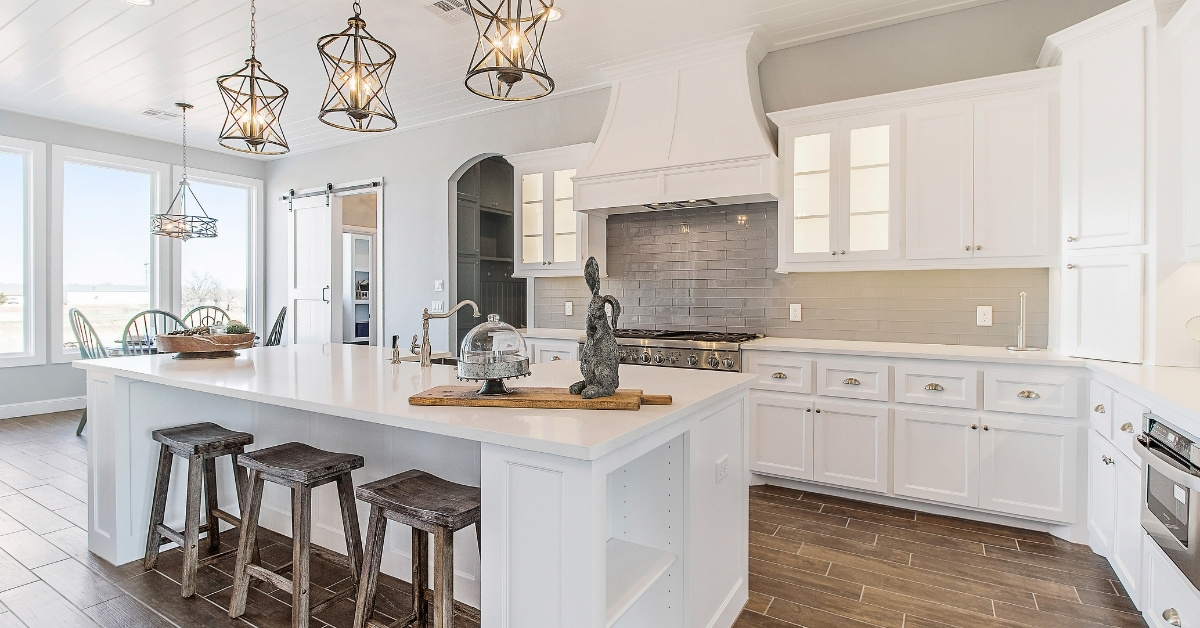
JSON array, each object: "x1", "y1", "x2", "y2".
[
  {"x1": 317, "y1": 2, "x2": 398, "y2": 132},
  {"x1": 464, "y1": 0, "x2": 555, "y2": 101},
  {"x1": 152, "y1": 104, "x2": 217, "y2": 241},
  {"x1": 217, "y1": 0, "x2": 290, "y2": 155}
]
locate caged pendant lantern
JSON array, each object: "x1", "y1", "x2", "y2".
[
  {"x1": 152, "y1": 104, "x2": 217, "y2": 241},
  {"x1": 464, "y1": 0, "x2": 556, "y2": 101},
  {"x1": 217, "y1": 0, "x2": 290, "y2": 155},
  {"x1": 317, "y1": 2, "x2": 398, "y2": 132}
]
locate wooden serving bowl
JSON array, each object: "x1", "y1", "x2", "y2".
[{"x1": 156, "y1": 332, "x2": 256, "y2": 359}]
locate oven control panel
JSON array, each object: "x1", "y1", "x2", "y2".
[
  {"x1": 1146, "y1": 413, "x2": 1200, "y2": 469},
  {"x1": 615, "y1": 348, "x2": 741, "y2": 371}
]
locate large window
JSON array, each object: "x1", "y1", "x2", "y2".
[
  {"x1": 0, "y1": 136, "x2": 45, "y2": 367},
  {"x1": 179, "y1": 175, "x2": 254, "y2": 324}
]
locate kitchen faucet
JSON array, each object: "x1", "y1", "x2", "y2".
[{"x1": 414, "y1": 300, "x2": 481, "y2": 366}]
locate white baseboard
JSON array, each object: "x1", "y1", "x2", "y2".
[{"x1": 0, "y1": 396, "x2": 85, "y2": 420}]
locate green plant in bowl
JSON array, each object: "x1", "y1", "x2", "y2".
[{"x1": 226, "y1": 322, "x2": 251, "y2": 335}]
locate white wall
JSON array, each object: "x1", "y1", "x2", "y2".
[
  {"x1": 0, "y1": 108, "x2": 265, "y2": 413},
  {"x1": 263, "y1": 89, "x2": 610, "y2": 352}
]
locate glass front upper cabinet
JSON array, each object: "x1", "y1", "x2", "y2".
[
  {"x1": 509, "y1": 143, "x2": 604, "y2": 278},
  {"x1": 785, "y1": 115, "x2": 901, "y2": 265}
]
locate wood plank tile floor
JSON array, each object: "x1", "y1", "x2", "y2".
[
  {"x1": 0, "y1": 411, "x2": 1145, "y2": 628},
  {"x1": 736, "y1": 484, "x2": 1147, "y2": 628}
]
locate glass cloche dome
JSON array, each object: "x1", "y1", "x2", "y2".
[{"x1": 458, "y1": 314, "x2": 530, "y2": 394}]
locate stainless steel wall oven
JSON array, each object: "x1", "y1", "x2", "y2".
[{"x1": 1138, "y1": 413, "x2": 1200, "y2": 589}]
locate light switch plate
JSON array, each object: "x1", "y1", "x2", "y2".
[
  {"x1": 434, "y1": 280, "x2": 444, "y2": 292},
  {"x1": 565, "y1": 301, "x2": 573, "y2": 316},
  {"x1": 431, "y1": 301, "x2": 445, "y2": 314},
  {"x1": 977, "y1": 305, "x2": 993, "y2": 327},
  {"x1": 789, "y1": 304, "x2": 802, "y2": 322},
  {"x1": 715, "y1": 454, "x2": 730, "y2": 483}
]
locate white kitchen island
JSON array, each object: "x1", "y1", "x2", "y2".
[{"x1": 74, "y1": 344, "x2": 756, "y2": 628}]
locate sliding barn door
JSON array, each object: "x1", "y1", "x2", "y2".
[{"x1": 287, "y1": 195, "x2": 343, "y2": 344}]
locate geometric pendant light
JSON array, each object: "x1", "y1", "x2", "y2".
[
  {"x1": 152, "y1": 104, "x2": 217, "y2": 241},
  {"x1": 464, "y1": 0, "x2": 556, "y2": 101},
  {"x1": 217, "y1": 0, "x2": 290, "y2": 155},
  {"x1": 317, "y1": 1, "x2": 398, "y2": 132}
]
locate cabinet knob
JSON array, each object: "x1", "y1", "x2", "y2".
[
  {"x1": 1017, "y1": 390, "x2": 1040, "y2": 399},
  {"x1": 1066, "y1": 264, "x2": 1077, "y2": 270},
  {"x1": 1101, "y1": 455, "x2": 1114, "y2": 465},
  {"x1": 1120, "y1": 422, "x2": 1135, "y2": 433},
  {"x1": 815, "y1": 409, "x2": 821, "y2": 413},
  {"x1": 971, "y1": 424, "x2": 978, "y2": 430},
  {"x1": 925, "y1": 383, "x2": 944, "y2": 391},
  {"x1": 771, "y1": 372, "x2": 788, "y2": 379},
  {"x1": 965, "y1": 245, "x2": 971, "y2": 251},
  {"x1": 975, "y1": 245, "x2": 982, "y2": 250},
  {"x1": 840, "y1": 250, "x2": 846, "y2": 255},
  {"x1": 832, "y1": 251, "x2": 837, "y2": 256},
  {"x1": 1067, "y1": 236, "x2": 1077, "y2": 242},
  {"x1": 805, "y1": 408, "x2": 812, "y2": 413},
  {"x1": 1094, "y1": 404, "x2": 1105, "y2": 413},
  {"x1": 1164, "y1": 608, "x2": 1181, "y2": 626},
  {"x1": 843, "y1": 377, "x2": 860, "y2": 386},
  {"x1": 983, "y1": 425, "x2": 990, "y2": 431}
]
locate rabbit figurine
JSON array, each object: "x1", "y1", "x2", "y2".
[{"x1": 570, "y1": 257, "x2": 622, "y2": 399}]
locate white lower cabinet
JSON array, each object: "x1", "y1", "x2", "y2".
[
  {"x1": 894, "y1": 409, "x2": 979, "y2": 508},
  {"x1": 813, "y1": 401, "x2": 890, "y2": 493},
  {"x1": 749, "y1": 393, "x2": 814, "y2": 480},
  {"x1": 1088, "y1": 431, "x2": 1118, "y2": 558},
  {"x1": 526, "y1": 338, "x2": 578, "y2": 363},
  {"x1": 1146, "y1": 539, "x2": 1200, "y2": 628},
  {"x1": 1111, "y1": 451, "x2": 1142, "y2": 600},
  {"x1": 978, "y1": 416, "x2": 1077, "y2": 522}
]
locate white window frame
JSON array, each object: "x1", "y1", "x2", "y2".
[
  {"x1": 0, "y1": 136, "x2": 47, "y2": 368},
  {"x1": 167, "y1": 167, "x2": 265, "y2": 331},
  {"x1": 50, "y1": 146, "x2": 170, "y2": 363}
]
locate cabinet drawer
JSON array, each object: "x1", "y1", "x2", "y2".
[
  {"x1": 983, "y1": 369, "x2": 1079, "y2": 418},
  {"x1": 1111, "y1": 393, "x2": 1146, "y2": 464},
  {"x1": 817, "y1": 360, "x2": 889, "y2": 401},
  {"x1": 894, "y1": 363, "x2": 979, "y2": 409},
  {"x1": 744, "y1": 352, "x2": 814, "y2": 394},
  {"x1": 1145, "y1": 539, "x2": 1200, "y2": 628},
  {"x1": 1089, "y1": 381, "x2": 1114, "y2": 439}
]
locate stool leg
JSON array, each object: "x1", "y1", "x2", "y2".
[
  {"x1": 335, "y1": 473, "x2": 363, "y2": 585},
  {"x1": 230, "y1": 450, "x2": 260, "y2": 565},
  {"x1": 143, "y1": 444, "x2": 173, "y2": 570},
  {"x1": 412, "y1": 527, "x2": 428, "y2": 628},
  {"x1": 228, "y1": 469, "x2": 264, "y2": 619},
  {"x1": 352, "y1": 506, "x2": 387, "y2": 628},
  {"x1": 181, "y1": 455, "x2": 204, "y2": 598},
  {"x1": 432, "y1": 526, "x2": 455, "y2": 628},
  {"x1": 203, "y1": 456, "x2": 220, "y2": 552},
  {"x1": 292, "y1": 484, "x2": 313, "y2": 628}
]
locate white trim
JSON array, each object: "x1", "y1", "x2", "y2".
[
  {"x1": 1036, "y1": 0, "x2": 1160, "y2": 67},
  {"x1": 0, "y1": 136, "x2": 47, "y2": 369},
  {"x1": 0, "y1": 396, "x2": 85, "y2": 420},
  {"x1": 50, "y1": 146, "x2": 171, "y2": 363}
]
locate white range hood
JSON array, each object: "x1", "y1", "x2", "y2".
[{"x1": 573, "y1": 31, "x2": 780, "y2": 216}]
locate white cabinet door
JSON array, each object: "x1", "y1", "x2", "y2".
[
  {"x1": 813, "y1": 401, "x2": 889, "y2": 493},
  {"x1": 1061, "y1": 253, "x2": 1144, "y2": 362},
  {"x1": 1087, "y1": 431, "x2": 1117, "y2": 558},
  {"x1": 1111, "y1": 453, "x2": 1143, "y2": 600},
  {"x1": 510, "y1": 143, "x2": 600, "y2": 278},
  {"x1": 1111, "y1": 393, "x2": 1146, "y2": 464},
  {"x1": 527, "y1": 339, "x2": 578, "y2": 363},
  {"x1": 749, "y1": 393, "x2": 814, "y2": 480},
  {"x1": 894, "y1": 409, "x2": 979, "y2": 507},
  {"x1": 1060, "y1": 25, "x2": 1147, "y2": 250},
  {"x1": 905, "y1": 101, "x2": 974, "y2": 260},
  {"x1": 979, "y1": 416, "x2": 1077, "y2": 522},
  {"x1": 1145, "y1": 539, "x2": 1200, "y2": 628},
  {"x1": 972, "y1": 91, "x2": 1051, "y2": 258}
]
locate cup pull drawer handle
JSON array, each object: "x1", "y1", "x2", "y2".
[
  {"x1": 971, "y1": 424, "x2": 978, "y2": 430},
  {"x1": 1017, "y1": 390, "x2": 1040, "y2": 399},
  {"x1": 1102, "y1": 455, "x2": 1114, "y2": 465},
  {"x1": 1120, "y1": 422, "x2": 1134, "y2": 433},
  {"x1": 843, "y1": 378, "x2": 861, "y2": 386},
  {"x1": 772, "y1": 372, "x2": 788, "y2": 379},
  {"x1": 1094, "y1": 404, "x2": 1105, "y2": 413},
  {"x1": 925, "y1": 383, "x2": 944, "y2": 391},
  {"x1": 1164, "y1": 608, "x2": 1181, "y2": 626},
  {"x1": 551, "y1": 356, "x2": 561, "y2": 361}
]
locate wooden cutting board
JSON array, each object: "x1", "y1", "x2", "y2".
[{"x1": 409, "y1": 386, "x2": 673, "y2": 410}]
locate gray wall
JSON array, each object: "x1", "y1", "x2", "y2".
[
  {"x1": 536, "y1": 204, "x2": 1049, "y2": 347},
  {"x1": 759, "y1": 0, "x2": 1126, "y2": 112},
  {"x1": 0, "y1": 109, "x2": 265, "y2": 411}
]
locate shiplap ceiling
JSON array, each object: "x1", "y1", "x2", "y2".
[{"x1": 0, "y1": 0, "x2": 1004, "y2": 157}]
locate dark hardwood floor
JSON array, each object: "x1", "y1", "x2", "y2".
[
  {"x1": 0, "y1": 411, "x2": 1144, "y2": 627},
  {"x1": 736, "y1": 484, "x2": 1147, "y2": 628}
]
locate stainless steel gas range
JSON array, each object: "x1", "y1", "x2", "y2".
[{"x1": 578, "y1": 329, "x2": 763, "y2": 371}]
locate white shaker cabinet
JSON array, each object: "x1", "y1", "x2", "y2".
[
  {"x1": 1061, "y1": 252, "x2": 1144, "y2": 363},
  {"x1": 978, "y1": 416, "x2": 1077, "y2": 522},
  {"x1": 1111, "y1": 450, "x2": 1142, "y2": 600},
  {"x1": 1146, "y1": 539, "x2": 1200, "y2": 628},
  {"x1": 1087, "y1": 431, "x2": 1118, "y2": 559},
  {"x1": 813, "y1": 401, "x2": 890, "y2": 493},
  {"x1": 905, "y1": 101, "x2": 975, "y2": 260},
  {"x1": 893, "y1": 409, "x2": 979, "y2": 508},
  {"x1": 525, "y1": 337, "x2": 579, "y2": 363},
  {"x1": 749, "y1": 393, "x2": 814, "y2": 480},
  {"x1": 509, "y1": 143, "x2": 606, "y2": 278}
]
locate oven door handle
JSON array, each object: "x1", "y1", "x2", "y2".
[{"x1": 1134, "y1": 435, "x2": 1200, "y2": 491}]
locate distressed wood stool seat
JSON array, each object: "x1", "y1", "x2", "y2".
[
  {"x1": 352, "y1": 470, "x2": 482, "y2": 628},
  {"x1": 144, "y1": 422, "x2": 254, "y2": 598},
  {"x1": 228, "y1": 442, "x2": 365, "y2": 628}
]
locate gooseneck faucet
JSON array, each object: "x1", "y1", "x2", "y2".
[{"x1": 416, "y1": 300, "x2": 481, "y2": 366}]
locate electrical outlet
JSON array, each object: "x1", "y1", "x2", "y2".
[
  {"x1": 434, "y1": 280, "x2": 444, "y2": 292},
  {"x1": 789, "y1": 304, "x2": 802, "y2": 322},
  {"x1": 715, "y1": 454, "x2": 730, "y2": 483},
  {"x1": 565, "y1": 301, "x2": 573, "y2": 316},
  {"x1": 977, "y1": 305, "x2": 993, "y2": 327},
  {"x1": 431, "y1": 301, "x2": 445, "y2": 314}
]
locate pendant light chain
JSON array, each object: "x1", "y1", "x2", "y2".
[
  {"x1": 181, "y1": 104, "x2": 187, "y2": 182},
  {"x1": 250, "y1": 0, "x2": 256, "y2": 58}
]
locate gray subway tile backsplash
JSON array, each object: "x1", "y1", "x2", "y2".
[{"x1": 534, "y1": 202, "x2": 1049, "y2": 348}]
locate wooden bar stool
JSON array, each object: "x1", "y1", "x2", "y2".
[
  {"x1": 228, "y1": 442, "x2": 365, "y2": 628},
  {"x1": 352, "y1": 470, "x2": 481, "y2": 628},
  {"x1": 144, "y1": 422, "x2": 254, "y2": 598}
]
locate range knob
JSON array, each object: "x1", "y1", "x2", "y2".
[
  {"x1": 653, "y1": 353, "x2": 665, "y2": 364},
  {"x1": 640, "y1": 352, "x2": 652, "y2": 364},
  {"x1": 686, "y1": 355, "x2": 699, "y2": 366},
  {"x1": 707, "y1": 356, "x2": 720, "y2": 368},
  {"x1": 722, "y1": 358, "x2": 735, "y2": 369}
]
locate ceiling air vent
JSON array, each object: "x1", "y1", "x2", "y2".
[
  {"x1": 140, "y1": 108, "x2": 182, "y2": 121},
  {"x1": 423, "y1": 0, "x2": 471, "y2": 25}
]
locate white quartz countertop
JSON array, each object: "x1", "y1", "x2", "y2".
[
  {"x1": 73, "y1": 344, "x2": 755, "y2": 460},
  {"x1": 1087, "y1": 361, "x2": 1200, "y2": 428}
]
